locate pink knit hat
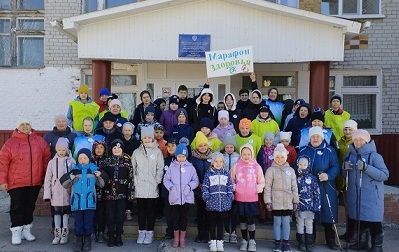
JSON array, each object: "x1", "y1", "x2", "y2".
[{"x1": 352, "y1": 129, "x2": 371, "y2": 143}]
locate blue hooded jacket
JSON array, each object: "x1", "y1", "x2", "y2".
[
  {"x1": 202, "y1": 167, "x2": 234, "y2": 212},
  {"x1": 296, "y1": 156, "x2": 321, "y2": 213}
]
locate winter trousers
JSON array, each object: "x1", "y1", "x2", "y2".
[
  {"x1": 356, "y1": 220, "x2": 383, "y2": 238},
  {"x1": 195, "y1": 195, "x2": 209, "y2": 233},
  {"x1": 224, "y1": 201, "x2": 238, "y2": 233},
  {"x1": 73, "y1": 210, "x2": 95, "y2": 236},
  {"x1": 8, "y1": 186, "x2": 41, "y2": 227},
  {"x1": 94, "y1": 200, "x2": 106, "y2": 233},
  {"x1": 170, "y1": 203, "x2": 190, "y2": 231},
  {"x1": 136, "y1": 198, "x2": 157, "y2": 231},
  {"x1": 164, "y1": 197, "x2": 173, "y2": 235},
  {"x1": 209, "y1": 211, "x2": 226, "y2": 240},
  {"x1": 106, "y1": 199, "x2": 126, "y2": 236},
  {"x1": 273, "y1": 215, "x2": 291, "y2": 241}
]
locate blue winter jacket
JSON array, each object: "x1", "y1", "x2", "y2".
[
  {"x1": 190, "y1": 153, "x2": 211, "y2": 196},
  {"x1": 296, "y1": 165, "x2": 321, "y2": 213},
  {"x1": 297, "y1": 141, "x2": 339, "y2": 223},
  {"x1": 169, "y1": 124, "x2": 194, "y2": 144},
  {"x1": 73, "y1": 134, "x2": 105, "y2": 160},
  {"x1": 343, "y1": 140, "x2": 389, "y2": 222},
  {"x1": 202, "y1": 168, "x2": 234, "y2": 212}
]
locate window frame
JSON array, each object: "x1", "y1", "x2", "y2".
[
  {"x1": 330, "y1": 69, "x2": 382, "y2": 134},
  {"x1": 322, "y1": 0, "x2": 383, "y2": 19}
]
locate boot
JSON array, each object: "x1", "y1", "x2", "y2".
[
  {"x1": 96, "y1": 232, "x2": 105, "y2": 243},
  {"x1": 143, "y1": 230, "x2": 154, "y2": 244},
  {"x1": 52, "y1": 227, "x2": 61, "y2": 245},
  {"x1": 107, "y1": 234, "x2": 115, "y2": 247},
  {"x1": 325, "y1": 226, "x2": 338, "y2": 250},
  {"x1": 73, "y1": 236, "x2": 83, "y2": 252},
  {"x1": 179, "y1": 230, "x2": 187, "y2": 248},
  {"x1": 83, "y1": 235, "x2": 91, "y2": 252},
  {"x1": 209, "y1": 240, "x2": 217, "y2": 252},
  {"x1": 115, "y1": 235, "x2": 123, "y2": 247},
  {"x1": 10, "y1": 226, "x2": 23, "y2": 245},
  {"x1": 349, "y1": 229, "x2": 369, "y2": 250},
  {"x1": 305, "y1": 233, "x2": 314, "y2": 252},
  {"x1": 195, "y1": 230, "x2": 203, "y2": 243},
  {"x1": 173, "y1": 230, "x2": 180, "y2": 248},
  {"x1": 367, "y1": 233, "x2": 383, "y2": 252},
  {"x1": 22, "y1": 223, "x2": 36, "y2": 241},
  {"x1": 60, "y1": 228, "x2": 69, "y2": 245},
  {"x1": 296, "y1": 233, "x2": 306, "y2": 251},
  {"x1": 217, "y1": 240, "x2": 224, "y2": 251}
]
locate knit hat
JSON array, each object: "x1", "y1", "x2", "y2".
[
  {"x1": 309, "y1": 126, "x2": 324, "y2": 140},
  {"x1": 55, "y1": 138, "x2": 70, "y2": 153},
  {"x1": 259, "y1": 105, "x2": 270, "y2": 113},
  {"x1": 78, "y1": 84, "x2": 89, "y2": 94},
  {"x1": 77, "y1": 148, "x2": 92, "y2": 160},
  {"x1": 263, "y1": 132, "x2": 275, "y2": 141},
  {"x1": 122, "y1": 122, "x2": 135, "y2": 132},
  {"x1": 311, "y1": 111, "x2": 324, "y2": 123},
  {"x1": 239, "y1": 143, "x2": 254, "y2": 158},
  {"x1": 352, "y1": 129, "x2": 371, "y2": 143},
  {"x1": 343, "y1": 119, "x2": 358, "y2": 131},
  {"x1": 330, "y1": 94, "x2": 342, "y2": 104},
  {"x1": 175, "y1": 143, "x2": 188, "y2": 157},
  {"x1": 218, "y1": 110, "x2": 229, "y2": 121},
  {"x1": 99, "y1": 88, "x2": 111, "y2": 97},
  {"x1": 54, "y1": 114, "x2": 68, "y2": 125},
  {"x1": 154, "y1": 123, "x2": 165, "y2": 132},
  {"x1": 239, "y1": 118, "x2": 251, "y2": 130},
  {"x1": 222, "y1": 135, "x2": 236, "y2": 149},
  {"x1": 200, "y1": 118, "x2": 214, "y2": 130},
  {"x1": 110, "y1": 139, "x2": 124, "y2": 150},
  {"x1": 169, "y1": 95, "x2": 179, "y2": 105},
  {"x1": 141, "y1": 126, "x2": 154, "y2": 139},
  {"x1": 294, "y1": 99, "x2": 305, "y2": 106},
  {"x1": 297, "y1": 156, "x2": 310, "y2": 167},
  {"x1": 273, "y1": 143, "x2": 288, "y2": 160},
  {"x1": 194, "y1": 131, "x2": 208, "y2": 149},
  {"x1": 176, "y1": 108, "x2": 188, "y2": 120},
  {"x1": 144, "y1": 106, "x2": 155, "y2": 116},
  {"x1": 102, "y1": 112, "x2": 116, "y2": 122},
  {"x1": 17, "y1": 119, "x2": 31, "y2": 128},
  {"x1": 211, "y1": 152, "x2": 224, "y2": 166},
  {"x1": 279, "y1": 131, "x2": 292, "y2": 142},
  {"x1": 109, "y1": 99, "x2": 122, "y2": 109}
]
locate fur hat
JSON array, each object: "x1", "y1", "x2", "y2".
[
  {"x1": 218, "y1": 110, "x2": 229, "y2": 121},
  {"x1": 200, "y1": 118, "x2": 214, "y2": 130},
  {"x1": 343, "y1": 119, "x2": 358, "y2": 131},
  {"x1": 352, "y1": 129, "x2": 371, "y2": 143},
  {"x1": 194, "y1": 131, "x2": 208, "y2": 149},
  {"x1": 102, "y1": 112, "x2": 116, "y2": 122},
  {"x1": 309, "y1": 126, "x2": 324, "y2": 140},
  {"x1": 78, "y1": 84, "x2": 89, "y2": 94},
  {"x1": 77, "y1": 148, "x2": 92, "y2": 160},
  {"x1": 99, "y1": 88, "x2": 111, "y2": 97},
  {"x1": 211, "y1": 152, "x2": 224, "y2": 166},
  {"x1": 330, "y1": 94, "x2": 342, "y2": 104},
  {"x1": 273, "y1": 143, "x2": 288, "y2": 160},
  {"x1": 169, "y1": 95, "x2": 179, "y2": 105},
  {"x1": 239, "y1": 118, "x2": 251, "y2": 130},
  {"x1": 279, "y1": 131, "x2": 292, "y2": 142},
  {"x1": 109, "y1": 99, "x2": 122, "y2": 109},
  {"x1": 141, "y1": 126, "x2": 154, "y2": 140},
  {"x1": 55, "y1": 138, "x2": 70, "y2": 153},
  {"x1": 175, "y1": 143, "x2": 188, "y2": 157}
]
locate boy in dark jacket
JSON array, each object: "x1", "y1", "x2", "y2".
[{"x1": 170, "y1": 108, "x2": 194, "y2": 143}]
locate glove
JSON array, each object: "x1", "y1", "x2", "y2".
[
  {"x1": 293, "y1": 203, "x2": 298, "y2": 212},
  {"x1": 343, "y1": 161, "x2": 353, "y2": 171},
  {"x1": 266, "y1": 203, "x2": 272, "y2": 212},
  {"x1": 356, "y1": 159, "x2": 367, "y2": 171},
  {"x1": 44, "y1": 199, "x2": 50, "y2": 202},
  {"x1": 318, "y1": 172, "x2": 328, "y2": 182}
]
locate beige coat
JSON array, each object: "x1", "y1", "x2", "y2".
[{"x1": 264, "y1": 161, "x2": 299, "y2": 210}]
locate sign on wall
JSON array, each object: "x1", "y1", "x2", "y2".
[
  {"x1": 205, "y1": 46, "x2": 253, "y2": 78},
  {"x1": 178, "y1": 34, "x2": 210, "y2": 58}
]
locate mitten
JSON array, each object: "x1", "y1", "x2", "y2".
[
  {"x1": 356, "y1": 160, "x2": 367, "y2": 171},
  {"x1": 343, "y1": 161, "x2": 353, "y2": 171}
]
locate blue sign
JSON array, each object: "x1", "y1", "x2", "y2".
[{"x1": 178, "y1": 34, "x2": 210, "y2": 58}]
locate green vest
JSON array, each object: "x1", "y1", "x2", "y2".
[{"x1": 70, "y1": 100, "x2": 99, "y2": 132}]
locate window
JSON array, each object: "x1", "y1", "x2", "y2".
[
  {"x1": 322, "y1": 0, "x2": 381, "y2": 18},
  {"x1": 266, "y1": 0, "x2": 298, "y2": 8},
  {"x1": 83, "y1": 0, "x2": 138, "y2": 13},
  {"x1": 105, "y1": 0, "x2": 137, "y2": 9},
  {"x1": 330, "y1": 71, "x2": 381, "y2": 133},
  {"x1": 0, "y1": 0, "x2": 44, "y2": 67}
]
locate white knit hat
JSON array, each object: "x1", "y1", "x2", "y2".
[
  {"x1": 309, "y1": 126, "x2": 324, "y2": 140},
  {"x1": 273, "y1": 143, "x2": 288, "y2": 159},
  {"x1": 218, "y1": 110, "x2": 229, "y2": 121},
  {"x1": 279, "y1": 131, "x2": 292, "y2": 142},
  {"x1": 343, "y1": 119, "x2": 358, "y2": 131}
]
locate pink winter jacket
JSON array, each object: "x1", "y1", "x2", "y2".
[{"x1": 43, "y1": 155, "x2": 75, "y2": 206}]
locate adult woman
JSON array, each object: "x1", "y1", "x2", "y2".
[
  {"x1": 223, "y1": 93, "x2": 242, "y2": 132},
  {"x1": 264, "y1": 87, "x2": 284, "y2": 127},
  {"x1": 343, "y1": 130, "x2": 388, "y2": 251},
  {"x1": 296, "y1": 126, "x2": 340, "y2": 250},
  {"x1": 0, "y1": 120, "x2": 51, "y2": 245},
  {"x1": 242, "y1": 89, "x2": 266, "y2": 121},
  {"x1": 96, "y1": 99, "x2": 128, "y2": 130},
  {"x1": 131, "y1": 91, "x2": 160, "y2": 127},
  {"x1": 44, "y1": 114, "x2": 77, "y2": 158},
  {"x1": 285, "y1": 103, "x2": 312, "y2": 148}
]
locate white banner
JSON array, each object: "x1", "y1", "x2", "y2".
[{"x1": 205, "y1": 46, "x2": 253, "y2": 78}]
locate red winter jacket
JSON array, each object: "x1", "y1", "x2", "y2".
[{"x1": 0, "y1": 129, "x2": 51, "y2": 191}]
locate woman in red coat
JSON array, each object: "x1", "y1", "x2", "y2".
[{"x1": 0, "y1": 120, "x2": 51, "y2": 245}]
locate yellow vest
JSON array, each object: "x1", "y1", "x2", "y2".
[{"x1": 69, "y1": 100, "x2": 99, "y2": 132}]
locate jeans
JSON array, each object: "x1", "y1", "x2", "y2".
[{"x1": 273, "y1": 215, "x2": 291, "y2": 241}]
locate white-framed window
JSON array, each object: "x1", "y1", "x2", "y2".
[
  {"x1": 330, "y1": 70, "x2": 382, "y2": 134},
  {"x1": 321, "y1": 0, "x2": 382, "y2": 18},
  {"x1": 266, "y1": 0, "x2": 298, "y2": 8},
  {"x1": 82, "y1": 0, "x2": 138, "y2": 13},
  {"x1": 0, "y1": 0, "x2": 44, "y2": 67}
]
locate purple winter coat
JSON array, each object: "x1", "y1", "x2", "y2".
[
  {"x1": 159, "y1": 109, "x2": 178, "y2": 138},
  {"x1": 163, "y1": 160, "x2": 199, "y2": 205},
  {"x1": 212, "y1": 122, "x2": 236, "y2": 142}
]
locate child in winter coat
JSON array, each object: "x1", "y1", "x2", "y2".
[
  {"x1": 190, "y1": 131, "x2": 213, "y2": 243},
  {"x1": 279, "y1": 131, "x2": 297, "y2": 167},
  {"x1": 221, "y1": 136, "x2": 240, "y2": 244},
  {"x1": 121, "y1": 122, "x2": 140, "y2": 157},
  {"x1": 251, "y1": 105, "x2": 280, "y2": 139},
  {"x1": 235, "y1": 118, "x2": 262, "y2": 156},
  {"x1": 159, "y1": 95, "x2": 180, "y2": 139},
  {"x1": 230, "y1": 144, "x2": 265, "y2": 252},
  {"x1": 72, "y1": 117, "x2": 105, "y2": 160},
  {"x1": 132, "y1": 126, "x2": 164, "y2": 245},
  {"x1": 203, "y1": 152, "x2": 234, "y2": 252},
  {"x1": 135, "y1": 106, "x2": 158, "y2": 140},
  {"x1": 170, "y1": 108, "x2": 194, "y2": 144},
  {"x1": 191, "y1": 118, "x2": 222, "y2": 152},
  {"x1": 60, "y1": 148, "x2": 106, "y2": 252},
  {"x1": 256, "y1": 132, "x2": 276, "y2": 223},
  {"x1": 212, "y1": 110, "x2": 236, "y2": 142},
  {"x1": 154, "y1": 123, "x2": 168, "y2": 158},
  {"x1": 43, "y1": 138, "x2": 75, "y2": 245},
  {"x1": 91, "y1": 140, "x2": 108, "y2": 243},
  {"x1": 295, "y1": 156, "x2": 321, "y2": 252},
  {"x1": 103, "y1": 139, "x2": 134, "y2": 247},
  {"x1": 94, "y1": 112, "x2": 123, "y2": 149},
  {"x1": 264, "y1": 144, "x2": 299, "y2": 252},
  {"x1": 163, "y1": 143, "x2": 199, "y2": 248}
]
